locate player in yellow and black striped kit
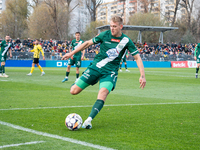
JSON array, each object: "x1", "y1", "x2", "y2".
[{"x1": 27, "y1": 39, "x2": 45, "y2": 76}]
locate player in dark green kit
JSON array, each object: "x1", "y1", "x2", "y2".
[
  {"x1": 62, "y1": 32, "x2": 85, "y2": 82},
  {"x1": 194, "y1": 43, "x2": 200, "y2": 78},
  {"x1": 119, "y1": 49, "x2": 130, "y2": 72},
  {"x1": 62, "y1": 16, "x2": 146, "y2": 129},
  {"x1": 0, "y1": 35, "x2": 12, "y2": 77}
]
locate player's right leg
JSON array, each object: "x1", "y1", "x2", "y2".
[
  {"x1": 27, "y1": 62, "x2": 35, "y2": 76},
  {"x1": 0, "y1": 62, "x2": 3, "y2": 77},
  {"x1": 62, "y1": 65, "x2": 71, "y2": 82},
  {"x1": 119, "y1": 62, "x2": 122, "y2": 72},
  {"x1": 1, "y1": 61, "x2": 9, "y2": 77}
]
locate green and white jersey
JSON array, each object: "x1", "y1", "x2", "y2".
[
  {"x1": 195, "y1": 43, "x2": 200, "y2": 63},
  {"x1": 91, "y1": 30, "x2": 138, "y2": 72},
  {"x1": 70, "y1": 39, "x2": 84, "y2": 57},
  {"x1": 0, "y1": 40, "x2": 11, "y2": 57}
]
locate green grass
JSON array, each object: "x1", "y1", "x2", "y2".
[{"x1": 0, "y1": 67, "x2": 200, "y2": 149}]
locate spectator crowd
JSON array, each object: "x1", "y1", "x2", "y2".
[{"x1": 0, "y1": 38, "x2": 196, "y2": 60}]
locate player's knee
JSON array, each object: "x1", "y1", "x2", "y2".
[{"x1": 70, "y1": 86, "x2": 79, "y2": 95}]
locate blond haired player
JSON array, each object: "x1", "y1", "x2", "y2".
[
  {"x1": 62, "y1": 16, "x2": 146, "y2": 129},
  {"x1": 27, "y1": 39, "x2": 45, "y2": 76}
]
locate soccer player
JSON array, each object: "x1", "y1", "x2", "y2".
[
  {"x1": 27, "y1": 39, "x2": 45, "y2": 76},
  {"x1": 194, "y1": 43, "x2": 200, "y2": 78},
  {"x1": 0, "y1": 35, "x2": 12, "y2": 77},
  {"x1": 62, "y1": 32, "x2": 85, "y2": 82},
  {"x1": 119, "y1": 49, "x2": 130, "y2": 72},
  {"x1": 62, "y1": 16, "x2": 146, "y2": 129}
]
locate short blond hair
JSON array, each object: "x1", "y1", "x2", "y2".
[{"x1": 111, "y1": 16, "x2": 123, "y2": 25}]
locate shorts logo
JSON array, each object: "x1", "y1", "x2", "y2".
[{"x1": 111, "y1": 39, "x2": 120, "y2": 42}]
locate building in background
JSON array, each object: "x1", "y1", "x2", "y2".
[
  {"x1": 96, "y1": 0, "x2": 188, "y2": 25},
  {"x1": 69, "y1": 0, "x2": 91, "y2": 35}
]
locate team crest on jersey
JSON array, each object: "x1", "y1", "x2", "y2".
[
  {"x1": 111, "y1": 39, "x2": 120, "y2": 42},
  {"x1": 106, "y1": 48, "x2": 119, "y2": 58},
  {"x1": 85, "y1": 69, "x2": 90, "y2": 74}
]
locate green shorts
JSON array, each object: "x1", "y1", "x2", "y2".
[
  {"x1": 0, "y1": 55, "x2": 6, "y2": 62},
  {"x1": 120, "y1": 57, "x2": 126, "y2": 63},
  {"x1": 68, "y1": 56, "x2": 81, "y2": 68},
  {"x1": 197, "y1": 58, "x2": 200, "y2": 64},
  {"x1": 79, "y1": 66, "x2": 118, "y2": 91}
]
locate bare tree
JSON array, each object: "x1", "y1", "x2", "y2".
[
  {"x1": 171, "y1": 0, "x2": 181, "y2": 26},
  {"x1": 44, "y1": 0, "x2": 61, "y2": 39},
  {"x1": 2, "y1": 0, "x2": 29, "y2": 38},
  {"x1": 86, "y1": 0, "x2": 103, "y2": 21},
  {"x1": 181, "y1": 0, "x2": 195, "y2": 31}
]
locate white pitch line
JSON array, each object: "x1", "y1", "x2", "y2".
[
  {"x1": 0, "y1": 102, "x2": 199, "y2": 111},
  {"x1": 0, "y1": 141, "x2": 45, "y2": 149},
  {"x1": 0, "y1": 121, "x2": 115, "y2": 150}
]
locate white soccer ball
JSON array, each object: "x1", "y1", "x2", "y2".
[{"x1": 65, "y1": 113, "x2": 82, "y2": 130}]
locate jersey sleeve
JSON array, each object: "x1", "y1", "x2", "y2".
[
  {"x1": 38, "y1": 45, "x2": 44, "y2": 56},
  {"x1": 126, "y1": 38, "x2": 138, "y2": 56},
  {"x1": 69, "y1": 40, "x2": 74, "y2": 48},
  {"x1": 92, "y1": 31, "x2": 106, "y2": 44}
]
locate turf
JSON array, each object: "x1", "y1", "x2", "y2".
[{"x1": 0, "y1": 67, "x2": 200, "y2": 149}]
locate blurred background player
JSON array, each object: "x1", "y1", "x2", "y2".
[
  {"x1": 119, "y1": 49, "x2": 130, "y2": 72},
  {"x1": 0, "y1": 35, "x2": 12, "y2": 77},
  {"x1": 27, "y1": 39, "x2": 45, "y2": 76},
  {"x1": 194, "y1": 43, "x2": 200, "y2": 78},
  {"x1": 62, "y1": 32, "x2": 85, "y2": 82},
  {"x1": 62, "y1": 16, "x2": 146, "y2": 129}
]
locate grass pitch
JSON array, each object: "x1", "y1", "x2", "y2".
[{"x1": 0, "y1": 67, "x2": 200, "y2": 149}]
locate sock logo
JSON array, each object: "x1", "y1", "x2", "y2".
[{"x1": 94, "y1": 108, "x2": 99, "y2": 113}]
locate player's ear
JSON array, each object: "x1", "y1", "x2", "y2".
[{"x1": 120, "y1": 24, "x2": 123, "y2": 30}]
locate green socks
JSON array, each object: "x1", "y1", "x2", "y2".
[
  {"x1": 125, "y1": 64, "x2": 127, "y2": 69},
  {"x1": 89, "y1": 99, "x2": 104, "y2": 119},
  {"x1": 76, "y1": 73, "x2": 79, "y2": 79},
  {"x1": 66, "y1": 72, "x2": 70, "y2": 77},
  {"x1": 2, "y1": 65, "x2": 5, "y2": 73},
  {"x1": 120, "y1": 64, "x2": 122, "y2": 69},
  {"x1": 196, "y1": 68, "x2": 199, "y2": 74},
  {"x1": 0, "y1": 66, "x2": 2, "y2": 73}
]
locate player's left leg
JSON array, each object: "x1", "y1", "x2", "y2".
[
  {"x1": 196, "y1": 63, "x2": 200, "y2": 78},
  {"x1": 124, "y1": 58, "x2": 130, "y2": 72},
  {"x1": 75, "y1": 58, "x2": 81, "y2": 82},
  {"x1": 36, "y1": 63, "x2": 45, "y2": 76},
  {"x1": 75, "y1": 67, "x2": 79, "y2": 82},
  {"x1": 82, "y1": 82, "x2": 113, "y2": 129},
  {"x1": 1, "y1": 61, "x2": 8, "y2": 77}
]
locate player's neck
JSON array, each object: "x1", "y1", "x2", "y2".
[
  {"x1": 113, "y1": 32, "x2": 122, "y2": 37},
  {"x1": 76, "y1": 39, "x2": 80, "y2": 41}
]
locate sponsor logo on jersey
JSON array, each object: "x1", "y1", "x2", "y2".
[
  {"x1": 105, "y1": 41, "x2": 111, "y2": 44},
  {"x1": 111, "y1": 39, "x2": 120, "y2": 42},
  {"x1": 106, "y1": 48, "x2": 119, "y2": 58}
]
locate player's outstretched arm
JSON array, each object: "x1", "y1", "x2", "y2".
[
  {"x1": 133, "y1": 54, "x2": 146, "y2": 89},
  {"x1": 194, "y1": 46, "x2": 197, "y2": 60},
  {"x1": 62, "y1": 39, "x2": 93, "y2": 60},
  {"x1": 9, "y1": 48, "x2": 12, "y2": 58}
]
